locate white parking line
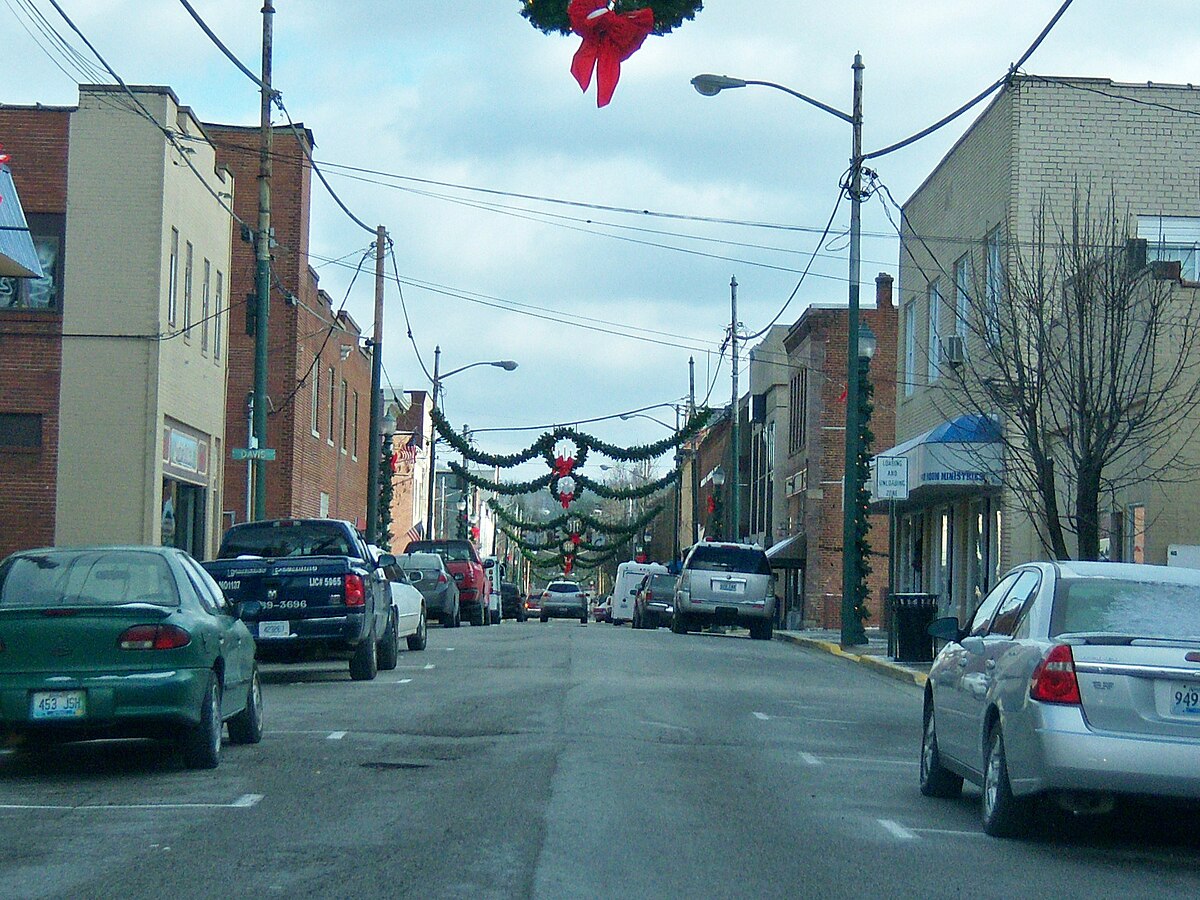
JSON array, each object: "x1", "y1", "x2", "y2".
[
  {"x1": 0, "y1": 793, "x2": 264, "y2": 812},
  {"x1": 799, "y1": 752, "x2": 824, "y2": 766},
  {"x1": 820, "y1": 756, "x2": 917, "y2": 767},
  {"x1": 913, "y1": 827, "x2": 983, "y2": 838},
  {"x1": 423, "y1": 664, "x2": 435, "y2": 670},
  {"x1": 752, "y1": 712, "x2": 771, "y2": 721},
  {"x1": 878, "y1": 819, "x2": 918, "y2": 840},
  {"x1": 638, "y1": 720, "x2": 693, "y2": 732},
  {"x1": 399, "y1": 678, "x2": 413, "y2": 684},
  {"x1": 327, "y1": 731, "x2": 347, "y2": 740}
]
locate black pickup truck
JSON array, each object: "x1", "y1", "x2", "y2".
[{"x1": 202, "y1": 519, "x2": 399, "y2": 681}]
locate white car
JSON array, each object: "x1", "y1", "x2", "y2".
[{"x1": 369, "y1": 545, "x2": 427, "y2": 656}]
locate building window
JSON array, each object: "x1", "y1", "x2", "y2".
[
  {"x1": 310, "y1": 358, "x2": 320, "y2": 437},
  {"x1": 183, "y1": 241, "x2": 194, "y2": 339},
  {"x1": 214, "y1": 271, "x2": 223, "y2": 360},
  {"x1": 1, "y1": 214, "x2": 65, "y2": 310},
  {"x1": 167, "y1": 228, "x2": 179, "y2": 324},
  {"x1": 201, "y1": 259, "x2": 211, "y2": 354},
  {"x1": 985, "y1": 228, "x2": 1002, "y2": 346},
  {"x1": 903, "y1": 300, "x2": 916, "y2": 397},
  {"x1": 927, "y1": 281, "x2": 941, "y2": 382},
  {"x1": 0, "y1": 413, "x2": 42, "y2": 448},
  {"x1": 954, "y1": 254, "x2": 970, "y2": 341},
  {"x1": 340, "y1": 380, "x2": 349, "y2": 452},
  {"x1": 327, "y1": 366, "x2": 336, "y2": 443},
  {"x1": 352, "y1": 391, "x2": 360, "y2": 459},
  {"x1": 788, "y1": 367, "x2": 808, "y2": 454},
  {"x1": 1137, "y1": 215, "x2": 1200, "y2": 280}
]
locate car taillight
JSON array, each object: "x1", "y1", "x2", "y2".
[
  {"x1": 1030, "y1": 644, "x2": 1081, "y2": 704},
  {"x1": 542, "y1": 592, "x2": 550, "y2": 600},
  {"x1": 118, "y1": 624, "x2": 191, "y2": 650},
  {"x1": 344, "y1": 573, "x2": 366, "y2": 607},
  {"x1": 645, "y1": 591, "x2": 654, "y2": 601},
  {"x1": 437, "y1": 573, "x2": 448, "y2": 584}
]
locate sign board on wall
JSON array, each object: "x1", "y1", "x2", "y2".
[{"x1": 874, "y1": 456, "x2": 909, "y2": 500}]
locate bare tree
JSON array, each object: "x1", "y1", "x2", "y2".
[{"x1": 951, "y1": 187, "x2": 1200, "y2": 561}]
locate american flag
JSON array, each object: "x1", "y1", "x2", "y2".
[
  {"x1": 395, "y1": 433, "x2": 421, "y2": 463},
  {"x1": 404, "y1": 521, "x2": 425, "y2": 545}
]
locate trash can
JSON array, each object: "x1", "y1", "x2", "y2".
[{"x1": 889, "y1": 593, "x2": 939, "y2": 663}]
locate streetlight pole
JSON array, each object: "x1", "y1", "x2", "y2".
[
  {"x1": 729, "y1": 276, "x2": 740, "y2": 544},
  {"x1": 691, "y1": 54, "x2": 869, "y2": 647},
  {"x1": 365, "y1": 224, "x2": 387, "y2": 545}
]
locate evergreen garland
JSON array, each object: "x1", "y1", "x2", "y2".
[
  {"x1": 449, "y1": 461, "x2": 554, "y2": 495},
  {"x1": 489, "y1": 498, "x2": 662, "y2": 538},
  {"x1": 519, "y1": 0, "x2": 703, "y2": 36},
  {"x1": 851, "y1": 357, "x2": 875, "y2": 625},
  {"x1": 375, "y1": 449, "x2": 395, "y2": 552}
]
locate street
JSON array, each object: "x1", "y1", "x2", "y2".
[{"x1": 2, "y1": 623, "x2": 1199, "y2": 900}]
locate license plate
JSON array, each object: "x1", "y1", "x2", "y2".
[
  {"x1": 714, "y1": 580, "x2": 743, "y2": 594},
  {"x1": 259, "y1": 620, "x2": 291, "y2": 639},
  {"x1": 1170, "y1": 682, "x2": 1200, "y2": 716},
  {"x1": 30, "y1": 690, "x2": 86, "y2": 720}
]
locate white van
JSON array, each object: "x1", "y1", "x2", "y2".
[{"x1": 610, "y1": 560, "x2": 669, "y2": 625}]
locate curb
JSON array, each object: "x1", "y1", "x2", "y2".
[{"x1": 773, "y1": 632, "x2": 928, "y2": 688}]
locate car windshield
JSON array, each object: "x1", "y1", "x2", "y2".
[
  {"x1": 0, "y1": 550, "x2": 180, "y2": 608},
  {"x1": 686, "y1": 546, "x2": 771, "y2": 575},
  {"x1": 403, "y1": 553, "x2": 443, "y2": 570},
  {"x1": 646, "y1": 574, "x2": 676, "y2": 592},
  {"x1": 219, "y1": 522, "x2": 352, "y2": 559},
  {"x1": 1052, "y1": 578, "x2": 1200, "y2": 640},
  {"x1": 405, "y1": 541, "x2": 473, "y2": 563},
  {"x1": 547, "y1": 583, "x2": 580, "y2": 593}
]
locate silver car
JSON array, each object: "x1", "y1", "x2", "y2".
[
  {"x1": 671, "y1": 542, "x2": 775, "y2": 640},
  {"x1": 401, "y1": 551, "x2": 460, "y2": 628},
  {"x1": 539, "y1": 581, "x2": 588, "y2": 623},
  {"x1": 921, "y1": 561, "x2": 1200, "y2": 838}
]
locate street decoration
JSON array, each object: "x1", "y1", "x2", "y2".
[{"x1": 520, "y1": 0, "x2": 703, "y2": 35}]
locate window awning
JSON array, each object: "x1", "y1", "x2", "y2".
[
  {"x1": 766, "y1": 532, "x2": 805, "y2": 566},
  {"x1": 869, "y1": 414, "x2": 1002, "y2": 504},
  {"x1": 0, "y1": 165, "x2": 43, "y2": 278}
]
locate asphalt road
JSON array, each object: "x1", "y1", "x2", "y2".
[{"x1": 2, "y1": 621, "x2": 1199, "y2": 899}]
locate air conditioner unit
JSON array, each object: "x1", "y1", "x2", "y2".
[{"x1": 943, "y1": 334, "x2": 966, "y2": 366}]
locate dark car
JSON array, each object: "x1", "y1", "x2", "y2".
[
  {"x1": 633, "y1": 573, "x2": 677, "y2": 629},
  {"x1": 500, "y1": 581, "x2": 526, "y2": 622},
  {"x1": 402, "y1": 551, "x2": 460, "y2": 628},
  {"x1": 404, "y1": 540, "x2": 492, "y2": 627},
  {"x1": 539, "y1": 581, "x2": 588, "y2": 624}
]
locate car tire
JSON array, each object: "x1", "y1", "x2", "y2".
[
  {"x1": 406, "y1": 606, "x2": 428, "y2": 651},
  {"x1": 580, "y1": 613, "x2": 588, "y2": 624},
  {"x1": 378, "y1": 611, "x2": 400, "y2": 670},
  {"x1": 919, "y1": 704, "x2": 962, "y2": 799},
  {"x1": 670, "y1": 608, "x2": 687, "y2": 635},
  {"x1": 540, "y1": 615, "x2": 548, "y2": 623},
  {"x1": 227, "y1": 666, "x2": 264, "y2": 745},
  {"x1": 490, "y1": 608, "x2": 501, "y2": 625},
  {"x1": 982, "y1": 727, "x2": 1032, "y2": 838},
  {"x1": 470, "y1": 603, "x2": 486, "y2": 626},
  {"x1": 349, "y1": 625, "x2": 379, "y2": 681},
  {"x1": 749, "y1": 619, "x2": 773, "y2": 641},
  {"x1": 181, "y1": 671, "x2": 222, "y2": 769}
]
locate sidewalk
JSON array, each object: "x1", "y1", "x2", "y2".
[{"x1": 773, "y1": 627, "x2": 931, "y2": 687}]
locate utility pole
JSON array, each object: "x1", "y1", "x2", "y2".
[
  {"x1": 729, "y1": 276, "x2": 740, "y2": 543},
  {"x1": 689, "y1": 356, "x2": 699, "y2": 546},
  {"x1": 365, "y1": 225, "x2": 387, "y2": 544},
  {"x1": 672, "y1": 404, "x2": 681, "y2": 564},
  {"x1": 251, "y1": 0, "x2": 274, "y2": 521},
  {"x1": 426, "y1": 346, "x2": 441, "y2": 538}
]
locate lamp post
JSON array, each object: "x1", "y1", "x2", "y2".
[
  {"x1": 425, "y1": 348, "x2": 518, "y2": 538},
  {"x1": 711, "y1": 465, "x2": 726, "y2": 540},
  {"x1": 620, "y1": 409, "x2": 684, "y2": 564},
  {"x1": 692, "y1": 54, "x2": 869, "y2": 648}
]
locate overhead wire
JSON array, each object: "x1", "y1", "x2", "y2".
[{"x1": 386, "y1": 240, "x2": 434, "y2": 385}]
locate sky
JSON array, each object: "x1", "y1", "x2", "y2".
[{"x1": 6, "y1": 0, "x2": 1200, "y2": 470}]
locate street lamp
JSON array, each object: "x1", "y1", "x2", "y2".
[
  {"x1": 693, "y1": 54, "x2": 870, "y2": 648},
  {"x1": 426, "y1": 347, "x2": 519, "y2": 538}
]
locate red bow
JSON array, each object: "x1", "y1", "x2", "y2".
[
  {"x1": 570, "y1": 532, "x2": 582, "y2": 546},
  {"x1": 553, "y1": 455, "x2": 576, "y2": 478},
  {"x1": 568, "y1": 0, "x2": 655, "y2": 108},
  {"x1": 560, "y1": 492, "x2": 575, "y2": 510},
  {"x1": 564, "y1": 557, "x2": 575, "y2": 575}
]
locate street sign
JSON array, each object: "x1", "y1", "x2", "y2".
[
  {"x1": 875, "y1": 456, "x2": 909, "y2": 500},
  {"x1": 232, "y1": 447, "x2": 276, "y2": 461}
]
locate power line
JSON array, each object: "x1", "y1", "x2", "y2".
[
  {"x1": 176, "y1": 0, "x2": 268, "y2": 91},
  {"x1": 386, "y1": 240, "x2": 434, "y2": 385}
]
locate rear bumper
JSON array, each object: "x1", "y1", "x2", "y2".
[
  {"x1": 248, "y1": 612, "x2": 370, "y2": 657},
  {"x1": 542, "y1": 605, "x2": 586, "y2": 619},
  {"x1": 1017, "y1": 705, "x2": 1200, "y2": 799},
  {"x1": 681, "y1": 596, "x2": 775, "y2": 626},
  {"x1": 0, "y1": 668, "x2": 209, "y2": 735}
]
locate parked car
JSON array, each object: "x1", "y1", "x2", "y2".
[
  {"x1": 539, "y1": 581, "x2": 589, "y2": 623},
  {"x1": 500, "y1": 581, "x2": 526, "y2": 622},
  {"x1": 368, "y1": 545, "x2": 427, "y2": 652},
  {"x1": 404, "y1": 540, "x2": 493, "y2": 627},
  {"x1": 0, "y1": 546, "x2": 262, "y2": 769},
  {"x1": 401, "y1": 551, "x2": 460, "y2": 628},
  {"x1": 203, "y1": 518, "x2": 396, "y2": 680},
  {"x1": 921, "y1": 561, "x2": 1200, "y2": 838},
  {"x1": 633, "y1": 573, "x2": 677, "y2": 629},
  {"x1": 524, "y1": 591, "x2": 542, "y2": 618},
  {"x1": 592, "y1": 597, "x2": 610, "y2": 623},
  {"x1": 610, "y1": 561, "x2": 668, "y2": 625},
  {"x1": 672, "y1": 542, "x2": 775, "y2": 640}
]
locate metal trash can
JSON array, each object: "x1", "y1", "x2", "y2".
[{"x1": 889, "y1": 593, "x2": 939, "y2": 663}]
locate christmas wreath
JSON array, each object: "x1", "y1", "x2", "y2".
[{"x1": 520, "y1": 0, "x2": 703, "y2": 36}]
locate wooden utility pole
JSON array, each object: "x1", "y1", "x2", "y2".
[
  {"x1": 365, "y1": 225, "x2": 388, "y2": 544},
  {"x1": 251, "y1": 0, "x2": 274, "y2": 520}
]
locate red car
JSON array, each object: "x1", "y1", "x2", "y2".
[
  {"x1": 592, "y1": 598, "x2": 611, "y2": 623},
  {"x1": 404, "y1": 539, "x2": 491, "y2": 626},
  {"x1": 524, "y1": 592, "x2": 542, "y2": 617}
]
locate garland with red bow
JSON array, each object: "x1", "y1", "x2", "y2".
[{"x1": 520, "y1": 0, "x2": 703, "y2": 36}]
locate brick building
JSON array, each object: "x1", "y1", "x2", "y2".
[{"x1": 206, "y1": 124, "x2": 374, "y2": 529}]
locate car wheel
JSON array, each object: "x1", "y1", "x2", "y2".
[
  {"x1": 749, "y1": 619, "x2": 773, "y2": 640},
  {"x1": 540, "y1": 615, "x2": 548, "y2": 623},
  {"x1": 919, "y1": 703, "x2": 962, "y2": 798},
  {"x1": 670, "y1": 608, "x2": 687, "y2": 635},
  {"x1": 490, "y1": 608, "x2": 500, "y2": 625},
  {"x1": 349, "y1": 625, "x2": 379, "y2": 681},
  {"x1": 580, "y1": 613, "x2": 588, "y2": 624},
  {"x1": 227, "y1": 666, "x2": 264, "y2": 745},
  {"x1": 982, "y1": 727, "x2": 1032, "y2": 838},
  {"x1": 181, "y1": 671, "x2": 222, "y2": 769},
  {"x1": 407, "y1": 606, "x2": 428, "y2": 651},
  {"x1": 378, "y1": 611, "x2": 400, "y2": 670},
  {"x1": 470, "y1": 603, "x2": 485, "y2": 626}
]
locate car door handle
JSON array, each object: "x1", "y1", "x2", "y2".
[
  {"x1": 985, "y1": 659, "x2": 997, "y2": 671},
  {"x1": 957, "y1": 657, "x2": 968, "y2": 667}
]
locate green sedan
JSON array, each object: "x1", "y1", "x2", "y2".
[{"x1": 0, "y1": 546, "x2": 262, "y2": 769}]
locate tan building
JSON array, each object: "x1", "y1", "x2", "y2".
[{"x1": 884, "y1": 75, "x2": 1200, "y2": 622}]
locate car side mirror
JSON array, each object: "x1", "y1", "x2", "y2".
[
  {"x1": 236, "y1": 600, "x2": 263, "y2": 619},
  {"x1": 483, "y1": 558, "x2": 496, "y2": 570},
  {"x1": 376, "y1": 553, "x2": 397, "y2": 569},
  {"x1": 926, "y1": 615, "x2": 964, "y2": 643},
  {"x1": 629, "y1": 588, "x2": 637, "y2": 595}
]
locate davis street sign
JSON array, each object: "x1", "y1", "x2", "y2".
[
  {"x1": 874, "y1": 456, "x2": 909, "y2": 500},
  {"x1": 231, "y1": 447, "x2": 276, "y2": 461}
]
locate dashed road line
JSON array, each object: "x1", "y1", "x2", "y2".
[
  {"x1": 913, "y1": 827, "x2": 983, "y2": 838},
  {"x1": 399, "y1": 678, "x2": 413, "y2": 684},
  {"x1": 638, "y1": 720, "x2": 693, "y2": 732},
  {"x1": 799, "y1": 752, "x2": 824, "y2": 766},
  {"x1": 752, "y1": 712, "x2": 771, "y2": 721},
  {"x1": 423, "y1": 664, "x2": 435, "y2": 670},
  {"x1": 878, "y1": 819, "x2": 918, "y2": 840},
  {"x1": 0, "y1": 793, "x2": 264, "y2": 812},
  {"x1": 327, "y1": 731, "x2": 347, "y2": 740}
]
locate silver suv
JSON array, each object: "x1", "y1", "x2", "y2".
[{"x1": 672, "y1": 542, "x2": 775, "y2": 640}]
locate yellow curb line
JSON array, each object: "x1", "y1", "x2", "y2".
[{"x1": 773, "y1": 633, "x2": 928, "y2": 688}]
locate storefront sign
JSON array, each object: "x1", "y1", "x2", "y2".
[{"x1": 162, "y1": 421, "x2": 210, "y2": 485}]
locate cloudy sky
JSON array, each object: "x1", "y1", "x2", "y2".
[{"x1": 6, "y1": 0, "x2": 1200, "y2": 466}]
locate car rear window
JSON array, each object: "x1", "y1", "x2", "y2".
[
  {"x1": 219, "y1": 522, "x2": 353, "y2": 559},
  {"x1": 647, "y1": 574, "x2": 677, "y2": 591},
  {"x1": 1052, "y1": 578, "x2": 1200, "y2": 640},
  {"x1": 0, "y1": 550, "x2": 180, "y2": 608},
  {"x1": 686, "y1": 546, "x2": 771, "y2": 575},
  {"x1": 405, "y1": 541, "x2": 473, "y2": 563},
  {"x1": 547, "y1": 583, "x2": 580, "y2": 593}
]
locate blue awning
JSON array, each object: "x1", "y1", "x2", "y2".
[
  {"x1": 0, "y1": 165, "x2": 43, "y2": 278},
  {"x1": 870, "y1": 414, "x2": 1002, "y2": 502}
]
